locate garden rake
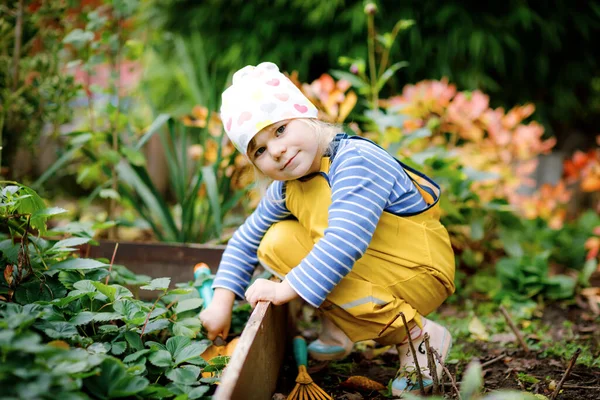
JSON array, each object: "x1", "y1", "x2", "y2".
[{"x1": 287, "y1": 336, "x2": 332, "y2": 400}]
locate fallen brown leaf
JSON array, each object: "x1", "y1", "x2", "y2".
[{"x1": 340, "y1": 376, "x2": 386, "y2": 392}]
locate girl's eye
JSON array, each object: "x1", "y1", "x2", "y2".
[
  {"x1": 275, "y1": 124, "x2": 286, "y2": 136},
  {"x1": 254, "y1": 147, "x2": 265, "y2": 158}
]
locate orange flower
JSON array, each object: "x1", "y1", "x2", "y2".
[{"x1": 182, "y1": 105, "x2": 209, "y2": 128}]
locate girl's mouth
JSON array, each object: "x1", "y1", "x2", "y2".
[{"x1": 282, "y1": 153, "x2": 297, "y2": 170}]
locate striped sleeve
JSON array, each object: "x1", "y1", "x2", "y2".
[
  {"x1": 212, "y1": 180, "x2": 291, "y2": 299},
  {"x1": 285, "y1": 140, "x2": 419, "y2": 307}
]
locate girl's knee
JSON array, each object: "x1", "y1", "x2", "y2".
[{"x1": 257, "y1": 220, "x2": 313, "y2": 275}]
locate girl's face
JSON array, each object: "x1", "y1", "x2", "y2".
[{"x1": 247, "y1": 119, "x2": 322, "y2": 181}]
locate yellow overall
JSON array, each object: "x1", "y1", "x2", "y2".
[{"x1": 257, "y1": 145, "x2": 455, "y2": 345}]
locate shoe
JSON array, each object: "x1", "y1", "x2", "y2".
[
  {"x1": 307, "y1": 316, "x2": 354, "y2": 361},
  {"x1": 391, "y1": 319, "x2": 452, "y2": 396},
  {"x1": 307, "y1": 337, "x2": 354, "y2": 361}
]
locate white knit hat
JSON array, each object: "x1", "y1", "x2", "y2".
[{"x1": 220, "y1": 62, "x2": 318, "y2": 154}]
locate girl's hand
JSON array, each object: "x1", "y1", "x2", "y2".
[
  {"x1": 199, "y1": 288, "x2": 235, "y2": 341},
  {"x1": 245, "y1": 279, "x2": 299, "y2": 308}
]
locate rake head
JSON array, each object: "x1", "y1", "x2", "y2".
[{"x1": 287, "y1": 366, "x2": 332, "y2": 400}]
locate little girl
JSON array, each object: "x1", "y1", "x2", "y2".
[{"x1": 199, "y1": 62, "x2": 455, "y2": 395}]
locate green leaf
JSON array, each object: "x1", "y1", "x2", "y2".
[
  {"x1": 73, "y1": 279, "x2": 97, "y2": 293},
  {"x1": 33, "y1": 207, "x2": 67, "y2": 217},
  {"x1": 51, "y1": 258, "x2": 108, "y2": 271},
  {"x1": 141, "y1": 277, "x2": 171, "y2": 291},
  {"x1": 83, "y1": 357, "x2": 149, "y2": 398},
  {"x1": 331, "y1": 69, "x2": 367, "y2": 89},
  {"x1": 470, "y1": 218, "x2": 484, "y2": 241},
  {"x1": 91, "y1": 281, "x2": 133, "y2": 302},
  {"x1": 202, "y1": 165, "x2": 222, "y2": 236},
  {"x1": 52, "y1": 291, "x2": 88, "y2": 307},
  {"x1": 111, "y1": 341, "x2": 127, "y2": 355},
  {"x1": 91, "y1": 281, "x2": 117, "y2": 301},
  {"x1": 39, "y1": 321, "x2": 79, "y2": 339},
  {"x1": 165, "y1": 365, "x2": 201, "y2": 385},
  {"x1": 175, "y1": 298, "x2": 203, "y2": 314},
  {"x1": 99, "y1": 189, "x2": 121, "y2": 200},
  {"x1": 376, "y1": 61, "x2": 409, "y2": 91},
  {"x1": 138, "y1": 319, "x2": 170, "y2": 335},
  {"x1": 99, "y1": 324, "x2": 120, "y2": 333},
  {"x1": 169, "y1": 288, "x2": 193, "y2": 295},
  {"x1": 94, "y1": 313, "x2": 124, "y2": 323},
  {"x1": 14, "y1": 184, "x2": 48, "y2": 234},
  {"x1": 174, "y1": 340, "x2": 211, "y2": 366},
  {"x1": 124, "y1": 349, "x2": 151, "y2": 363},
  {"x1": 460, "y1": 360, "x2": 482, "y2": 398},
  {"x1": 135, "y1": 114, "x2": 171, "y2": 151},
  {"x1": 122, "y1": 147, "x2": 147, "y2": 166},
  {"x1": 52, "y1": 237, "x2": 92, "y2": 250},
  {"x1": 545, "y1": 275, "x2": 576, "y2": 300},
  {"x1": 70, "y1": 311, "x2": 96, "y2": 326},
  {"x1": 173, "y1": 318, "x2": 202, "y2": 338},
  {"x1": 148, "y1": 349, "x2": 173, "y2": 367},
  {"x1": 125, "y1": 330, "x2": 144, "y2": 351},
  {"x1": 63, "y1": 29, "x2": 95, "y2": 49},
  {"x1": 579, "y1": 258, "x2": 597, "y2": 286},
  {"x1": 187, "y1": 385, "x2": 210, "y2": 399}
]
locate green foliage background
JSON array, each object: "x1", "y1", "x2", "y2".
[{"x1": 147, "y1": 0, "x2": 600, "y2": 142}]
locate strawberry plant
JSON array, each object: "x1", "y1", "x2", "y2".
[{"x1": 0, "y1": 182, "x2": 249, "y2": 398}]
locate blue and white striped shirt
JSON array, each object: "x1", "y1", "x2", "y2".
[{"x1": 212, "y1": 136, "x2": 428, "y2": 308}]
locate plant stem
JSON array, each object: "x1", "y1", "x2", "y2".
[
  {"x1": 424, "y1": 333, "x2": 441, "y2": 395},
  {"x1": 366, "y1": 12, "x2": 378, "y2": 112},
  {"x1": 399, "y1": 312, "x2": 425, "y2": 394},
  {"x1": 11, "y1": 0, "x2": 23, "y2": 92},
  {"x1": 378, "y1": 20, "x2": 402, "y2": 78},
  {"x1": 140, "y1": 294, "x2": 163, "y2": 338},
  {"x1": 550, "y1": 348, "x2": 581, "y2": 400},
  {"x1": 108, "y1": 16, "x2": 123, "y2": 240},
  {"x1": 104, "y1": 242, "x2": 119, "y2": 285},
  {"x1": 431, "y1": 348, "x2": 462, "y2": 400},
  {"x1": 499, "y1": 305, "x2": 530, "y2": 353}
]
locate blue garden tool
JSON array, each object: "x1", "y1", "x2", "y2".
[{"x1": 194, "y1": 263, "x2": 237, "y2": 361}]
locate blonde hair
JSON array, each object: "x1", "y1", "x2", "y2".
[{"x1": 251, "y1": 118, "x2": 342, "y2": 196}]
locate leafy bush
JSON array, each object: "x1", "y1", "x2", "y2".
[
  {"x1": 0, "y1": 182, "x2": 250, "y2": 398},
  {"x1": 0, "y1": 1, "x2": 79, "y2": 176},
  {"x1": 146, "y1": 0, "x2": 600, "y2": 133}
]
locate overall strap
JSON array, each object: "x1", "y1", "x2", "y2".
[{"x1": 340, "y1": 134, "x2": 442, "y2": 208}]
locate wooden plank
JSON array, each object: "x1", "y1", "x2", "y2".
[
  {"x1": 85, "y1": 240, "x2": 226, "y2": 284},
  {"x1": 215, "y1": 301, "x2": 288, "y2": 400}
]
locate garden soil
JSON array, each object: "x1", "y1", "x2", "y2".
[{"x1": 275, "y1": 304, "x2": 600, "y2": 399}]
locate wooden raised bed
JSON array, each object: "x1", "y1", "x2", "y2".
[{"x1": 87, "y1": 240, "x2": 289, "y2": 400}]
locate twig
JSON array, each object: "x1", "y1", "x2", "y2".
[
  {"x1": 562, "y1": 384, "x2": 600, "y2": 390},
  {"x1": 104, "y1": 243, "x2": 119, "y2": 285},
  {"x1": 424, "y1": 333, "x2": 440, "y2": 395},
  {"x1": 140, "y1": 295, "x2": 161, "y2": 338},
  {"x1": 399, "y1": 312, "x2": 425, "y2": 394},
  {"x1": 11, "y1": 0, "x2": 24, "y2": 92},
  {"x1": 499, "y1": 305, "x2": 530, "y2": 353},
  {"x1": 431, "y1": 348, "x2": 462, "y2": 400},
  {"x1": 481, "y1": 353, "x2": 507, "y2": 368},
  {"x1": 550, "y1": 348, "x2": 581, "y2": 400},
  {"x1": 378, "y1": 311, "x2": 401, "y2": 336}
]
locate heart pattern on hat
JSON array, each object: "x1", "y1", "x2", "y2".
[
  {"x1": 260, "y1": 103, "x2": 277, "y2": 113},
  {"x1": 221, "y1": 62, "x2": 318, "y2": 154},
  {"x1": 238, "y1": 111, "x2": 252, "y2": 125},
  {"x1": 294, "y1": 104, "x2": 308, "y2": 113},
  {"x1": 274, "y1": 93, "x2": 289, "y2": 101}
]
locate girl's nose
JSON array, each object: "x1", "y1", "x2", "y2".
[{"x1": 268, "y1": 141, "x2": 286, "y2": 159}]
